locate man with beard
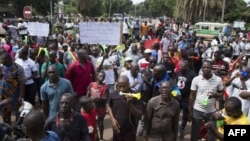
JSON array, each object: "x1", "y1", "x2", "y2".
[{"x1": 145, "y1": 81, "x2": 180, "y2": 141}]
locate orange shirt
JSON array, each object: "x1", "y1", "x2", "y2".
[{"x1": 141, "y1": 24, "x2": 149, "y2": 36}]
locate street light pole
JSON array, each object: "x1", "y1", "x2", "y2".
[
  {"x1": 109, "y1": 0, "x2": 112, "y2": 18},
  {"x1": 221, "y1": 0, "x2": 226, "y2": 22},
  {"x1": 50, "y1": 0, "x2": 53, "y2": 23},
  {"x1": 135, "y1": 5, "x2": 136, "y2": 17},
  {"x1": 203, "y1": 3, "x2": 206, "y2": 21}
]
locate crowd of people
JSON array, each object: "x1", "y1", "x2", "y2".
[{"x1": 0, "y1": 16, "x2": 250, "y2": 141}]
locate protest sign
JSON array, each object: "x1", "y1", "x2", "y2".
[
  {"x1": 28, "y1": 22, "x2": 49, "y2": 37},
  {"x1": 79, "y1": 22, "x2": 121, "y2": 45}
]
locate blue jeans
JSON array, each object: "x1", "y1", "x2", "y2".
[
  {"x1": 108, "y1": 84, "x2": 115, "y2": 98},
  {"x1": 179, "y1": 100, "x2": 189, "y2": 134},
  {"x1": 191, "y1": 109, "x2": 216, "y2": 141}
]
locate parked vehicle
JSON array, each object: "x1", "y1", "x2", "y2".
[
  {"x1": 113, "y1": 13, "x2": 123, "y2": 21},
  {"x1": 192, "y1": 22, "x2": 232, "y2": 39}
]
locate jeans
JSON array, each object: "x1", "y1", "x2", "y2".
[
  {"x1": 108, "y1": 84, "x2": 115, "y2": 99},
  {"x1": 179, "y1": 100, "x2": 189, "y2": 134},
  {"x1": 191, "y1": 109, "x2": 216, "y2": 141}
]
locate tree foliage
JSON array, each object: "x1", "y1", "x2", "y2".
[{"x1": 1, "y1": 0, "x2": 250, "y2": 24}]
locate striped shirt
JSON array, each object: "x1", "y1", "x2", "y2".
[{"x1": 191, "y1": 74, "x2": 224, "y2": 113}]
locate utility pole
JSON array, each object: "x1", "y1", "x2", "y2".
[
  {"x1": 135, "y1": 5, "x2": 136, "y2": 17},
  {"x1": 221, "y1": 0, "x2": 226, "y2": 22},
  {"x1": 203, "y1": 3, "x2": 207, "y2": 21},
  {"x1": 50, "y1": 0, "x2": 53, "y2": 23},
  {"x1": 109, "y1": 0, "x2": 112, "y2": 18}
]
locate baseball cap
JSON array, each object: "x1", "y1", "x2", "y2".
[
  {"x1": 62, "y1": 43, "x2": 69, "y2": 47},
  {"x1": 144, "y1": 49, "x2": 152, "y2": 54},
  {"x1": 18, "y1": 18, "x2": 23, "y2": 21},
  {"x1": 125, "y1": 56, "x2": 132, "y2": 62}
]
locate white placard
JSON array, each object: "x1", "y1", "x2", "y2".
[
  {"x1": 233, "y1": 21, "x2": 245, "y2": 29},
  {"x1": 27, "y1": 22, "x2": 49, "y2": 37},
  {"x1": 79, "y1": 22, "x2": 121, "y2": 45}
]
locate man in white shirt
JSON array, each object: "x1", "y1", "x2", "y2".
[
  {"x1": 15, "y1": 48, "x2": 38, "y2": 106},
  {"x1": 189, "y1": 60, "x2": 224, "y2": 141},
  {"x1": 138, "y1": 49, "x2": 151, "y2": 70},
  {"x1": 123, "y1": 18, "x2": 131, "y2": 41},
  {"x1": 160, "y1": 33, "x2": 171, "y2": 53},
  {"x1": 244, "y1": 39, "x2": 250, "y2": 65},
  {"x1": 120, "y1": 62, "x2": 143, "y2": 92},
  {"x1": 17, "y1": 18, "x2": 28, "y2": 40}
]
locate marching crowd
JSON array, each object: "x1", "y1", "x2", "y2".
[{"x1": 0, "y1": 16, "x2": 250, "y2": 141}]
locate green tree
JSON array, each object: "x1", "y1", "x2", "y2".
[
  {"x1": 174, "y1": 0, "x2": 223, "y2": 23},
  {"x1": 148, "y1": 0, "x2": 175, "y2": 17},
  {"x1": 77, "y1": 0, "x2": 104, "y2": 17},
  {"x1": 224, "y1": 0, "x2": 247, "y2": 22}
]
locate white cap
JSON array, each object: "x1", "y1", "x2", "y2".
[
  {"x1": 62, "y1": 43, "x2": 69, "y2": 47},
  {"x1": 223, "y1": 57, "x2": 231, "y2": 64},
  {"x1": 125, "y1": 56, "x2": 132, "y2": 61},
  {"x1": 144, "y1": 49, "x2": 152, "y2": 54}
]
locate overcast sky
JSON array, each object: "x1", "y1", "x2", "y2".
[{"x1": 132, "y1": 0, "x2": 145, "y2": 4}]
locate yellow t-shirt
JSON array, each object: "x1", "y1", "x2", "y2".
[{"x1": 218, "y1": 108, "x2": 249, "y2": 139}]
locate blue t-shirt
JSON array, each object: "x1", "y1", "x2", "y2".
[
  {"x1": 40, "y1": 78, "x2": 74, "y2": 117},
  {"x1": 40, "y1": 131, "x2": 60, "y2": 141}
]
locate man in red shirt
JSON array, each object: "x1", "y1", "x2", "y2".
[{"x1": 65, "y1": 49, "x2": 96, "y2": 111}]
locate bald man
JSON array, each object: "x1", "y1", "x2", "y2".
[
  {"x1": 65, "y1": 49, "x2": 96, "y2": 111},
  {"x1": 120, "y1": 62, "x2": 143, "y2": 92},
  {"x1": 146, "y1": 81, "x2": 180, "y2": 141},
  {"x1": 23, "y1": 111, "x2": 60, "y2": 141},
  {"x1": 151, "y1": 64, "x2": 170, "y2": 98},
  {"x1": 107, "y1": 75, "x2": 143, "y2": 141}
]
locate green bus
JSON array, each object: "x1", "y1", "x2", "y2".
[{"x1": 192, "y1": 22, "x2": 232, "y2": 39}]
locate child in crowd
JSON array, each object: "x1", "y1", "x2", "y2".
[
  {"x1": 87, "y1": 71, "x2": 108, "y2": 141},
  {"x1": 80, "y1": 96, "x2": 97, "y2": 141}
]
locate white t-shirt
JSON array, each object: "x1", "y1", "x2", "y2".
[
  {"x1": 138, "y1": 58, "x2": 149, "y2": 70},
  {"x1": 232, "y1": 42, "x2": 241, "y2": 56},
  {"x1": 230, "y1": 78, "x2": 250, "y2": 117},
  {"x1": 123, "y1": 22, "x2": 130, "y2": 34},
  {"x1": 64, "y1": 22, "x2": 74, "y2": 29},
  {"x1": 120, "y1": 71, "x2": 142, "y2": 92},
  {"x1": 15, "y1": 57, "x2": 37, "y2": 84},
  {"x1": 97, "y1": 57, "x2": 115, "y2": 84},
  {"x1": 160, "y1": 37, "x2": 170, "y2": 53},
  {"x1": 17, "y1": 22, "x2": 28, "y2": 35}
]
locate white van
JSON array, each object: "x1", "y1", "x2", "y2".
[{"x1": 192, "y1": 22, "x2": 232, "y2": 39}]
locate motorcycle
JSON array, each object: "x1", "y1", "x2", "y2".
[
  {"x1": 0, "y1": 101, "x2": 33, "y2": 140},
  {"x1": 13, "y1": 101, "x2": 33, "y2": 140}
]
